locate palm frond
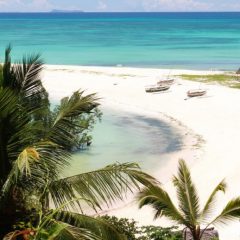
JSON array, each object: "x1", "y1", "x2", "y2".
[
  {"x1": 48, "y1": 162, "x2": 158, "y2": 211},
  {"x1": 1, "y1": 141, "x2": 70, "y2": 203},
  {"x1": 2, "y1": 45, "x2": 14, "y2": 88},
  {"x1": 0, "y1": 87, "x2": 19, "y2": 187},
  {"x1": 3, "y1": 231, "x2": 16, "y2": 240},
  {"x1": 13, "y1": 54, "x2": 44, "y2": 94},
  {"x1": 54, "y1": 211, "x2": 126, "y2": 240},
  {"x1": 0, "y1": 87, "x2": 18, "y2": 118},
  {"x1": 137, "y1": 185, "x2": 188, "y2": 226},
  {"x1": 48, "y1": 90, "x2": 99, "y2": 149},
  {"x1": 16, "y1": 147, "x2": 40, "y2": 176},
  {"x1": 208, "y1": 197, "x2": 240, "y2": 226},
  {"x1": 2, "y1": 47, "x2": 45, "y2": 99},
  {"x1": 1, "y1": 47, "x2": 49, "y2": 121},
  {"x1": 53, "y1": 223, "x2": 101, "y2": 240},
  {"x1": 0, "y1": 64, "x2": 3, "y2": 86},
  {"x1": 54, "y1": 91, "x2": 99, "y2": 124},
  {"x1": 200, "y1": 179, "x2": 226, "y2": 223},
  {"x1": 38, "y1": 220, "x2": 102, "y2": 240},
  {"x1": 172, "y1": 159, "x2": 200, "y2": 225}
]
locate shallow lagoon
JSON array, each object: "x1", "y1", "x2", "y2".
[{"x1": 65, "y1": 108, "x2": 183, "y2": 176}]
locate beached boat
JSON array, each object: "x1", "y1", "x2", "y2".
[
  {"x1": 157, "y1": 79, "x2": 175, "y2": 86},
  {"x1": 145, "y1": 85, "x2": 170, "y2": 93},
  {"x1": 187, "y1": 89, "x2": 206, "y2": 97}
]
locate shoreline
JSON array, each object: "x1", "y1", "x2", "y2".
[{"x1": 42, "y1": 65, "x2": 240, "y2": 240}]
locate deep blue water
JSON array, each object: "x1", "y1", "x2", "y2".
[{"x1": 0, "y1": 12, "x2": 240, "y2": 70}]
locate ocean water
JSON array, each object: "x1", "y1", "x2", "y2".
[{"x1": 0, "y1": 12, "x2": 240, "y2": 70}]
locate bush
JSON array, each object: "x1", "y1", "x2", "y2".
[
  {"x1": 142, "y1": 225, "x2": 182, "y2": 240},
  {"x1": 100, "y1": 215, "x2": 141, "y2": 240},
  {"x1": 100, "y1": 215, "x2": 182, "y2": 240}
]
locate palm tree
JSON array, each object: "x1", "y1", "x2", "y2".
[
  {"x1": 0, "y1": 47, "x2": 157, "y2": 239},
  {"x1": 137, "y1": 159, "x2": 240, "y2": 240}
]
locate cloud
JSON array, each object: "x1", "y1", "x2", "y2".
[
  {"x1": 97, "y1": 0, "x2": 107, "y2": 10},
  {"x1": 140, "y1": 0, "x2": 240, "y2": 12},
  {"x1": 0, "y1": 0, "x2": 52, "y2": 11},
  {"x1": 0, "y1": 0, "x2": 240, "y2": 12},
  {"x1": 0, "y1": 0, "x2": 7, "y2": 6},
  {"x1": 29, "y1": 0, "x2": 52, "y2": 10},
  {"x1": 141, "y1": 0, "x2": 212, "y2": 11}
]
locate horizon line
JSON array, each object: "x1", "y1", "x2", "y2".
[{"x1": 0, "y1": 11, "x2": 240, "y2": 13}]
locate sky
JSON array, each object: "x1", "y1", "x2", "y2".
[{"x1": 0, "y1": 0, "x2": 240, "y2": 12}]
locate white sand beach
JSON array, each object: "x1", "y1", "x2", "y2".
[{"x1": 42, "y1": 65, "x2": 240, "y2": 240}]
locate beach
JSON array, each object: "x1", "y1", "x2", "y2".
[{"x1": 43, "y1": 65, "x2": 240, "y2": 240}]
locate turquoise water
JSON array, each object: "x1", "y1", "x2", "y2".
[
  {"x1": 64, "y1": 109, "x2": 182, "y2": 176},
  {"x1": 0, "y1": 12, "x2": 240, "y2": 70}
]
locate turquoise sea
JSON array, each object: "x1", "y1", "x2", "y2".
[{"x1": 0, "y1": 12, "x2": 240, "y2": 70}]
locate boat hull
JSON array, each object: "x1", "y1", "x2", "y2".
[
  {"x1": 145, "y1": 85, "x2": 170, "y2": 93},
  {"x1": 187, "y1": 90, "x2": 206, "y2": 97},
  {"x1": 157, "y1": 79, "x2": 174, "y2": 86}
]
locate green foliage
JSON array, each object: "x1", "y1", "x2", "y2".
[
  {"x1": 137, "y1": 159, "x2": 240, "y2": 240},
  {"x1": 0, "y1": 46, "x2": 158, "y2": 239},
  {"x1": 101, "y1": 215, "x2": 182, "y2": 240},
  {"x1": 141, "y1": 226, "x2": 182, "y2": 240},
  {"x1": 51, "y1": 103, "x2": 102, "y2": 150},
  {"x1": 177, "y1": 73, "x2": 240, "y2": 88},
  {"x1": 101, "y1": 215, "x2": 141, "y2": 240}
]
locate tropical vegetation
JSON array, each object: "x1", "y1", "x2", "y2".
[
  {"x1": 0, "y1": 46, "x2": 157, "y2": 239},
  {"x1": 177, "y1": 73, "x2": 240, "y2": 89},
  {"x1": 137, "y1": 159, "x2": 240, "y2": 240},
  {"x1": 101, "y1": 216, "x2": 182, "y2": 240}
]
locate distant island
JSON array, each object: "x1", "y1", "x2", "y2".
[{"x1": 51, "y1": 9, "x2": 84, "y2": 13}]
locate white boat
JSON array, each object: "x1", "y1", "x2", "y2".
[
  {"x1": 145, "y1": 85, "x2": 170, "y2": 93},
  {"x1": 157, "y1": 79, "x2": 175, "y2": 86},
  {"x1": 187, "y1": 89, "x2": 206, "y2": 97}
]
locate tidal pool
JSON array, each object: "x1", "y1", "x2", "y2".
[{"x1": 64, "y1": 108, "x2": 183, "y2": 176}]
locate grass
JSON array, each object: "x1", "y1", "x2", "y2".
[{"x1": 176, "y1": 73, "x2": 240, "y2": 88}]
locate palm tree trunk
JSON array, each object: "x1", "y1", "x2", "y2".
[{"x1": 192, "y1": 229, "x2": 201, "y2": 240}]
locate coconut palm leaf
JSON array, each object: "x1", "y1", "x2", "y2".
[
  {"x1": 2, "y1": 46, "x2": 44, "y2": 97},
  {"x1": 1, "y1": 46, "x2": 49, "y2": 122},
  {"x1": 137, "y1": 185, "x2": 188, "y2": 226},
  {"x1": 200, "y1": 179, "x2": 226, "y2": 223},
  {"x1": 36, "y1": 198, "x2": 126, "y2": 240},
  {"x1": 48, "y1": 90, "x2": 99, "y2": 149},
  {"x1": 0, "y1": 65, "x2": 3, "y2": 85},
  {"x1": 53, "y1": 211, "x2": 126, "y2": 240},
  {"x1": 12, "y1": 54, "x2": 49, "y2": 117},
  {"x1": 0, "y1": 87, "x2": 20, "y2": 186},
  {"x1": 48, "y1": 163, "x2": 157, "y2": 211},
  {"x1": 0, "y1": 141, "x2": 70, "y2": 203},
  {"x1": 2, "y1": 46, "x2": 43, "y2": 91},
  {"x1": 13, "y1": 54, "x2": 44, "y2": 94},
  {"x1": 2, "y1": 46, "x2": 14, "y2": 88},
  {"x1": 52, "y1": 223, "x2": 101, "y2": 240},
  {"x1": 38, "y1": 220, "x2": 102, "y2": 240},
  {"x1": 137, "y1": 160, "x2": 240, "y2": 240},
  {"x1": 172, "y1": 159, "x2": 200, "y2": 225},
  {"x1": 0, "y1": 88, "x2": 18, "y2": 117},
  {"x1": 208, "y1": 197, "x2": 240, "y2": 226},
  {"x1": 3, "y1": 230, "x2": 34, "y2": 240},
  {"x1": 3, "y1": 231, "x2": 17, "y2": 240}
]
